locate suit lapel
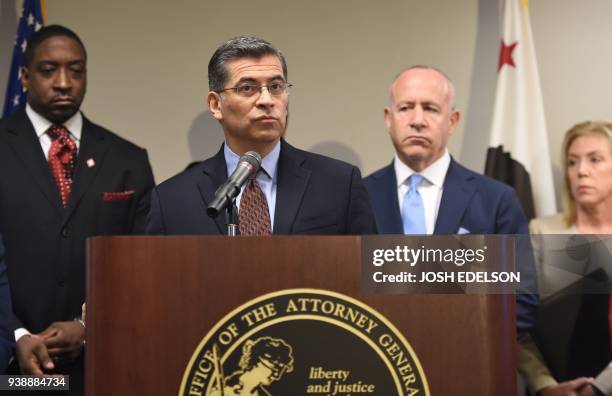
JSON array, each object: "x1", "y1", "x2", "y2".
[
  {"x1": 434, "y1": 159, "x2": 476, "y2": 234},
  {"x1": 196, "y1": 146, "x2": 227, "y2": 234},
  {"x1": 273, "y1": 140, "x2": 311, "y2": 234},
  {"x1": 4, "y1": 110, "x2": 63, "y2": 215},
  {"x1": 196, "y1": 141, "x2": 311, "y2": 234},
  {"x1": 62, "y1": 118, "x2": 110, "y2": 226},
  {"x1": 375, "y1": 164, "x2": 403, "y2": 234}
]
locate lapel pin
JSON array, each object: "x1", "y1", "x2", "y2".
[{"x1": 86, "y1": 158, "x2": 95, "y2": 168}]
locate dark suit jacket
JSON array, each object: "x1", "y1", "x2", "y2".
[
  {"x1": 146, "y1": 140, "x2": 376, "y2": 235},
  {"x1": 0, "y1": 235, "x2": 13, "y2": 372},
  {"x1": 363, "y1": 159, "x2": 538, "y2": 337},
  {"x1": 568, "y1": 291, "x2": 611, "y2": 382},
  {"x1": 363, "y1": 159, "x2": 529, "y2": 235},
  {"x1": 567, "y1": 240, "x2": 612, "y2": 383},
  {"x1": 0, "y1": 109, "x2": 154, "y2": 387}
]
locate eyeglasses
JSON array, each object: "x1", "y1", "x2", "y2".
[{"x1": 217, "y1": 82, "x2": 293, "y2": 98}]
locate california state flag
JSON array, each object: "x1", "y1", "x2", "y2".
[{"x1": 486, "y1": 0, "x2": 556, "y2": 219}]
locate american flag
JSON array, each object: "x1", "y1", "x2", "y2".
[{"x1": 2, "y1": 0, "x2": 45, "y2": 117}]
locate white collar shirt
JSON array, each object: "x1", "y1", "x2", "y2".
[{"x1": 394, "y1": 150, "x2": 451, "y2": 235}]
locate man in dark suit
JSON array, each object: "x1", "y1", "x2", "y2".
[
  {"x1": 364, "y1": 65, "x2": 527, "y2": 235},
  {"x1": 146, "y1": 36, "x2": 375, "y2": 236},
  {"x1": 363, "y1": 65, "x2": 537, "y2": 336},
  {"x1": 0, "y1": 235, "x2": 14, "y2": 372},
  {"x1": 0, "y1": 25, "x2": 154, "y2": 393},
  {"x1": 365, "y1": 155, "x2": 528, "y2": 235}
]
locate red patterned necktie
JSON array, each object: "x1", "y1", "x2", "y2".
[
  {"x1": 239, "y1": 175, "x2": 272, "y2": 236},
  {"x1": 47, "y1": 125, "x2": 77, "y2": 207}
]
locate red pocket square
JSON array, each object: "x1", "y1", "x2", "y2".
[{"x1": 102, "y1": 190, "x2": 135, "y2": 201}]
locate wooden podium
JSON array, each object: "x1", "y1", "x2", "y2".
[{"x1": 85, "y1": 236, "x2": 516, "y2": 395}]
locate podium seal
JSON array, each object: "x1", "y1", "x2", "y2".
[{"x1": 180, "y1": 289, "x2": 429, "y2": 396}]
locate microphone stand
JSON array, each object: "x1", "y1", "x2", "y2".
[{"x1": 225, "y1": 201, "x2": 239, "y2": 236}]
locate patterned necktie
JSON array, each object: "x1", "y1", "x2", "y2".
[
  {"x1": 402, "y1": 174, "x2": 426, "y2": 234},
  {"x1": 47, "y1": 125, "x2": 77, "y2": 207},
  {"x1": 239, "y1": 175, "x2": 272, "y2": 236}
]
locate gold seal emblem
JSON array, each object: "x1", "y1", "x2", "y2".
[{"x1": 180, "y1": 289, "x2": 429, "y2": 396}]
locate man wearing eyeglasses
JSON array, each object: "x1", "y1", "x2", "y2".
[{"x1": 146, "y1": 36, "x2": 376, "y2": 236}]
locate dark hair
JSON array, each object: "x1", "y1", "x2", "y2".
[
  {"x1": 24, "y1": 24, "x2": 87, "y2": 67},
  {"x1": 208, "y1": 36, "x2": 287, "y2": 91}
]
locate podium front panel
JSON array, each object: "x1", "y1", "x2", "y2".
[{"x1": 86, "y1": 236, "x2": 515, "y2": 395}]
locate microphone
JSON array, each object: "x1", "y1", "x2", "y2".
[{"x1": 206, "y1": 151, "x2": 261, "y2": 218}]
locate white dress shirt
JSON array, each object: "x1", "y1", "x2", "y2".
[{"x1": 394, "y1": 150, "x2": 451, "y2": 235}]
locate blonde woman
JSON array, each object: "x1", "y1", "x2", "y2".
[{"x1": 520, "y1": 121, "x2": 612, "y2": 396}]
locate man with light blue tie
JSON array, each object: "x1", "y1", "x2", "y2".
[
  {"x1": 402, "y1": 174, "x2": 426, "y2": 234},
  {"x1": 363, "y1": 65, "x2": 537, "y2": 337},
  {"x1": 365, "y1": 65, "x2": 528, "y2": 236}
]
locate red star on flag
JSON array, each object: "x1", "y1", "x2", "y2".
[{"x1": 498, "y1": 40, "x2": 518, "y2": 71}]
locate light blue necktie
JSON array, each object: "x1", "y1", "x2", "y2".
[{"x1": 402, "y1": 174, "x2": 426, "y2": 234}]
